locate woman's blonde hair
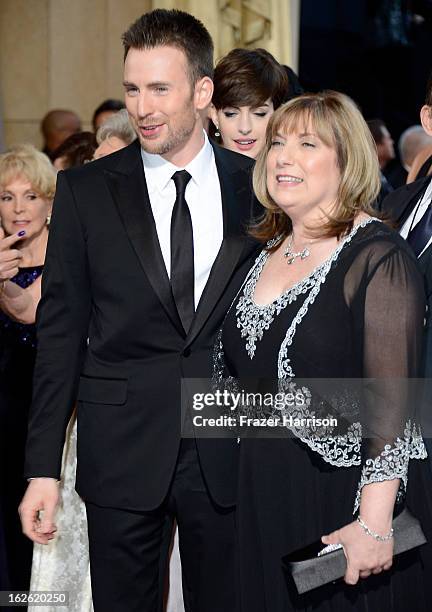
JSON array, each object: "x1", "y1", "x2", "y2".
[
  {"x1": 0, "y1": 144, "x2": 56, "y2": 200},
  {"x1": 251, "y1": 91, "x2": 381, "y2": 246}
]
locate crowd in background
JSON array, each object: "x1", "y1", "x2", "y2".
[{"x1": 1, "y1": 25, "x2": 432, "y2": 610}]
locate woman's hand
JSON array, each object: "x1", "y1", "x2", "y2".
[
  {"x1": 0, "y1": 227, "x2": 24, "y2": 283},
  {"x1": 321, "y1": 520, "x2": 394, "y2": 585},
  {"x1": 0, "y1": 227, "x2": 40, "y2": 323}
]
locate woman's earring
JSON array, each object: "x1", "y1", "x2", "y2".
[
  {"x1": 214, "y1": 125, "x2": 220, "y2": 137},
  {"x1": 46, "y1": 215, "x2": 51, "y2": 227}
]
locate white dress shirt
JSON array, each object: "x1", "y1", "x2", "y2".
[
  {"x1": 400, "y1": 179, "x2": 432, "y2": 257},
  {"x1": 141, "y1": 133, "x2": 223, "y2": 308}
]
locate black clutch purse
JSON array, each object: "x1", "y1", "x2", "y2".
[{"x1": 282, "y1": 508, "x2": 427, "y2": 595}]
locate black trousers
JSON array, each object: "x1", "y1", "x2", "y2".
[
  {"x1": 0, "y1": 384, "x2": 33, "y2": 607},
  {"x1": 85, "y1": 440, "x2": 237, "y2": 612}
]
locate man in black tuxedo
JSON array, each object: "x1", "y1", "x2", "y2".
[
  {"x1": 19, "y1": 10, "x2": 260, "y2": 612},
  {"x1": 382, "y1": 72, "x2": 432, "y2": 457}
]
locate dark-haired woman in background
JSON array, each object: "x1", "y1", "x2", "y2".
[
  {"x1": 51, "y1": 132, "x2": 97, "y2": 171},
  {"x1": 210, "y1": 48, "x2": 289, "y2": 159}
]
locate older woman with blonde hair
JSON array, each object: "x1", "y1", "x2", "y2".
[
  {"x1": 0, "y1": 144, "x2": 56, "y2": 593},
  {"x1": 215, "y1": 91, "x2": 432, "y2": 610}
]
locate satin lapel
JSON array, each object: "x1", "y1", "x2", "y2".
[
  {"x1": 393, "y1": 178, "x2": 430, "y2": 226},
  {"x1": 103, "y1": 143, "x2": 185, "y2": 337},
  {"x1": 401, "y1": 177, "x2": 432, "y2": 299},
  {"x1": 185, "y1": 146, "x2": 255, "y2": 347},
  {"x1": 418, "y1": 241, "x2": 432, "y2": 268},
  {"x1": 418, "y1": 242, "x2": 432, "y2": 302}
]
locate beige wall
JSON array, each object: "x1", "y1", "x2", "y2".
[
  {"x1": 0, "y1": 0, "x2": 151, "y2": 149},
  {"x1": 0, "y1": 0, "x2": 298, "y2": 150}
]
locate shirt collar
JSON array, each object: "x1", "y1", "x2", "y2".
[{"x1": 140, "y1": 131, "x2": 214, "y2": 195}]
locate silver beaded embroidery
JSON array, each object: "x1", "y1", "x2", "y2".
[
  {"x1": 213, "y1": 218, "x2": 428, "y2": 506},
  {"x1": 277, "y1": 218, "x2": 379, "y2": 383},
  {"x1": 353, "y1": 420, "x2": 427, "y2": 513},
  {"x1": 236, "y1": 251, "x2": 326, "y2": 359},
  {"x1": 271, "y1": 218, "x2": 427, "y2": 510}
]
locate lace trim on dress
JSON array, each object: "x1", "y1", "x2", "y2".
[
  {"x1": 212, "y1": 328, "x2": 239, "y2": 394},
  {"x1": 213, "y1": 218, "x2": 428, "y2": 508},
  {"x1": 275, "y1": 379, "x2": 363, "y2": 466},
  {"x1": 272, "y1": 218, "x2": 428, "y2": 511},
  {"x1": 277, "y1": 218, "x2": 380, "y2": 380},
  {"x1": 236, "y1": 251, "x2": 327, "y2": 360},
  {"x1": 213, "y1": 254, "x2": 265, "y2": 383},
  {"x1": 353, "y1": 420, "x2": 428, "y2": 513}
]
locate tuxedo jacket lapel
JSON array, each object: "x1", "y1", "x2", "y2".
[
  {"x1": 418, "y1": 242, "x2": 432, "y2": 303},
  {"x1": 185, "y1": 145, "x2": 258, "y2": 347},
  {"x1": 103, "y1": 141, "x2": 185, "y2": 337},
  {"x1": 390, "y1": 177, "x2": 431, "y2": 226},
  {"x1": 384, "y1": 176, "x2": 432, "y2": 301},
  {"x1": 103, "y1": 141, "x2": 257, "y2": 345}
]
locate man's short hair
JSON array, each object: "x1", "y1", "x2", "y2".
[
  {"x1": 40, "y1": 109, "x2": 81, "y2": 139},
  {"x1": 122, "y1": 9, "x2": 214, "y2": 85},
  {"x1": 425, "y1": 70, "x2": 432, "y2": 107},
  {"x1": 92, "y1": 99, "x2": 125, "y2": 132},
  {"x1": 366, "y1": 119, "x2": 386, "y2": 145}
]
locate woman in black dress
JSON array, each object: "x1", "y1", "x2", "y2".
[
  {"x1": 0, "y1": 145, "x2": 56, "y2": 594},
  {"x1": 215, "y1": 91, "x2": 432, "y2": 610}
]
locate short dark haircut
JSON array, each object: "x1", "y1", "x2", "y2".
[
  {"x1": 92, "y1": 99, "x2": 125, "y2": 131},
  {"x1": 51, "y1": 132, "x2": 97, "y2": 168},
  {"x1": 425, "y1": 71, "x2": 432, "y2": 106},
  {"x1": 366, "y1": 119, "x2": 386, "y2": 144},
  {"x1": 282, "y1": 65, "x2": 304, "y2": 100},
  {"x1": 212, "y1": 48, "x2": 289, "y2": 111},
  {"x1": 122, "y1": 9, "x2": 214, "y2": 85}
]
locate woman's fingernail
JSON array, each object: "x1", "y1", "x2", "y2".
[{"x1": 18, "y1": 230, "x2": 26, "y2": 237}]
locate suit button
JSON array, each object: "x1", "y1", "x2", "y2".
[{"x1": 183, "y1": 348, "x2": 191, "y2": 357}]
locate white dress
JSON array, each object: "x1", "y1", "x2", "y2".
[
  {"x1": 29, "y1": 415, "x2": 93, "y2": 612},
  {"x1": 29, "y1": 415, "x2": 185, "y2": 612}
]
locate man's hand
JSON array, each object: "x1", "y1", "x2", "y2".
[
  {"x1": 19, "y1": 478, "x2": 60, "y2": 544},
  {"x1": 0, "y1": 227, "x2": 25, "y2": 282}
]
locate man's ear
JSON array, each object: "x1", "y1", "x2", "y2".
[
  {"x1": 195, "y1": 77, "x2": 214, "y2": 111},
  {"x1": 420, "y1": 105, "x2": 432, "y2": 135}
]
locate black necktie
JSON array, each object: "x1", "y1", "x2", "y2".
[
  {"x1": 170, "y1": 170, "x2": 194, "y2": 333},
  {"x1": 407, "y1": 199, "x2": 432, "y2": 257}
]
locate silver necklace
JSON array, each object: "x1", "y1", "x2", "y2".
[{"x1": 283, "y1": 234, "x2": 312, "y2": 265}]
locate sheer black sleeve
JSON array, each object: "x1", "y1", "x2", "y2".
[{"x1": 347, "y1": 240, "x2": 428, "y2": 512}]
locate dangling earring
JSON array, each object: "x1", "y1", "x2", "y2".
[
  {"x1": 46, "y1": 214, "x2": 51, "y2": 227},
  {"x1": 214, "y1": 124, "x2": 220, "y2": 137}
]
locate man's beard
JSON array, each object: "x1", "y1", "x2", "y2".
[{"x1": 138, "y1": 111, "x2": 196, "y2": 156}]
